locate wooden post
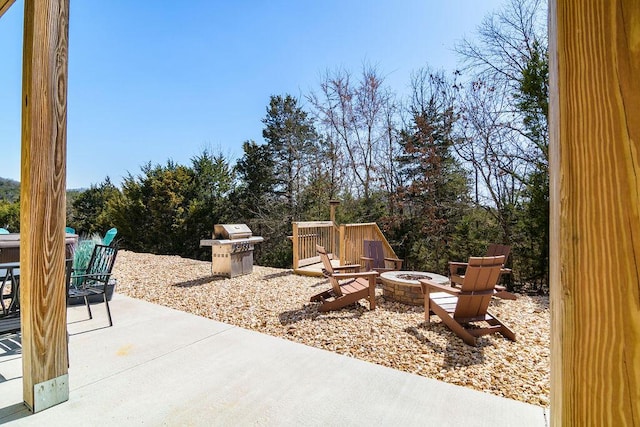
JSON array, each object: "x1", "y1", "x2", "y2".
[
  {"x1": 329, "y1": 200, "x2": 340, "y2": 224},
  {"x1": 339, "y1": 225, "x2": 346, "y2": 266},
  {"x1": 20, "y1": 0, "x2": 70, "y2": 412},
  {"x1": 549, "y1": 0, "x2": 640, "y2": 425},
  {"x1": 292, "y1": 222, "x2": 299, "y2": 270}
]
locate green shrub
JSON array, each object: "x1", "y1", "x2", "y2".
[{"x1": 72, "y1": 233, "x2": 103, "y2": 272}]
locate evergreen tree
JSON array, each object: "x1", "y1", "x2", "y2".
[
  {"x1": 391, "y1": 69, "x2": 470, "y2": 273},
  {"x1": 261, "y1": 94, "x2": 317, "y2": 222},
  {"x1": 185, "y1": 149, "x2": 234, "y2": 258},
  {"x1": 109, "y1": 161, "x2": 194, "y2": 254},
  {"x1": 232, "y1": 140, "x2": 275, "y2": 219},
  {"x1": 0, "y1": 200, "x2": 19, "y2": 231},
  {"x1": 0, "y1": 178, "x2": 20, "y2": 203},
  {"x1": 70, "y1": 177, "x2": 120, "y2": 236}
]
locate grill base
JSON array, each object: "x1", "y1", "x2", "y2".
[
  {"x1": 200, "y1": 234, "x2": 264, "y2": 278},
  {"x1": 211, "y1": 248, "x2": 255, "y2": 278}
]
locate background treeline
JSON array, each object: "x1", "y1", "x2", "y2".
[{"x1": 0, "y1": 0, "x2": 549, "y2": 294}]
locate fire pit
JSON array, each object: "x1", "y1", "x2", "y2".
[
  {"x1": 200, "y1": 224, "x2": 264, "y2": 278},
  {"x1": 379, "y1": 270, "x2": 449, "y2": 306}
]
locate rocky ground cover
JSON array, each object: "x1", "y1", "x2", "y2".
[{"x1": 112, "y1": 250, "x2": 550, "y2": 407}]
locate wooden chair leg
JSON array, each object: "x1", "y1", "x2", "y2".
[
  {"x1": 486, "y1": 312, "x2": 516, "y2": 341},
  {"x1": 424, "y1": 298, "x2": 431, "y2": 323},
  {"x1": 368, "y1": 278, "x2": 376, "y2": 310},
  {"x1": 430, "y1": 301, "x2": 478, "y2": 346},
  {"x1": 494, "y1": 289, "x2": 517, "y2": 300},
  {"x1": 310, "y1": 289, "x2": 333, "y2": 302}
]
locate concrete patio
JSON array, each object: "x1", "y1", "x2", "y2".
[{"x1": 0, "y1": 294, "x2": 548, "y2": 426}]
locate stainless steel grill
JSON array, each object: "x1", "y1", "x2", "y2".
[{"x1": 200, "y1": 224, "x2": 263, "y2": 278}]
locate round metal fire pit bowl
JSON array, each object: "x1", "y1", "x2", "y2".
[{"x1": 379, "y1": 270, "x2": 449, "y2": 306}]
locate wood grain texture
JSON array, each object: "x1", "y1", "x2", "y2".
[
  {"x1": 20, "y1": 0, "x2": 70, "y2": 411},
  {"x1": 0, "y1": 0, "x2": 16, "y2": 20},
  {"x1": 549, "y1": 0, "x2": 640, "y2": 425}
]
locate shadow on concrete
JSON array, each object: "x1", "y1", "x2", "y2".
[
  {"x1": 0, "y1": 402, "x2": 30, "y2": 424},
  {"x1": 0, "y1": 334, "x2": 22, "y2": 357}
]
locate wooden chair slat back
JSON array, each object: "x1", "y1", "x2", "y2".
[
  {"x1": 455, "y1": 256, "x2": 505, "y2": 319},
  {"x1": 363, "y1": 240, "x2": 385, "y2": 269},
  {"x1": 316, "y1": 245, "x2": 343, "y2": 297},
  {"x1": 485, "y1": 244, "x2": 511, "y2": 262},
  {"x1": 316, "y1": 244, "x2": 334, "y2": 274}
]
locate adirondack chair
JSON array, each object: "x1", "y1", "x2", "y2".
[
  {"x1": 310, "y1": 245, "x2": 379, "y2": 312},
  {"x1": 421, "y1": 255, "x2": 516, "y2": 346},
  {"x1": 360, "y1": 240, "x2": 403, "y2": 273},
  {"x1": 102, "y1": 227, "x2": 118, "y2": 246},
  {"x1": 318, "y1": 247, "x2": 361, "y2": 277},
  {"x1": 68, "y1": 244, "x2": 118, "y2": 326},
  {"x1": 448, "y1": 244, "x2": 516, "y2": 300}
]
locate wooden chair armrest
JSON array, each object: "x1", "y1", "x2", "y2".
[
  {"x1": 419, "y1": 279, "x2": 460, "y2": 295},
  {"x1": 360, "y1": 256, "x2": 375, "y2": 271},
  {"x1": 333, "y1": 264, "x2": 361, "y2": 272},
  {"x1": 332, "y1": 271, "x2": 379, "y2": 280},
  {"x1": 448, "y1": 261, "x2": 468, "y2": 267},
  {"x1": 448, "y1": 261, "x2": 467, "y2": 275},
  {"x1": 384, "y1": 257, "x2": 403, "y2": 269}
]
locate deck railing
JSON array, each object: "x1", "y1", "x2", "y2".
[
  {"x1": 291, "y1": 221, "x2": 399, "y2": 274},
  {"x1": 291, "y1": 221, "x2": 340, "y2": 268}
]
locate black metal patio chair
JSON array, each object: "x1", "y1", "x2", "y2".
[{"x1": 68, "y1": 244, "x2": 118, "y2": 327}]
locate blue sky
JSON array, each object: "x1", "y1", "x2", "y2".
[{"x1": 0, "y1": 0, "x2": 505, "y2": 189}]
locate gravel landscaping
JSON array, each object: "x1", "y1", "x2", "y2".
[{"x1": 112, "y1": 250, "x2": 550, "y2": 407}]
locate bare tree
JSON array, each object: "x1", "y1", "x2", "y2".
[
  {"x1": 455, "y1": 0, "x2": 550, "y2": 288},
  {"x1": 456, "y1": 0, "x2": 547, "y2": 92},
  {"x1": 376, "y1": 91, "x2": 403, "y2": 214},
  {"x1": 308, "y1": 65, "x2": 398, "y2": 213},
  {"x1": 455, "y1": 79, "x2": 526, "y2": 243},
  {"x1": 456, "y1": 0, "x2": 548, "y2": 167}
]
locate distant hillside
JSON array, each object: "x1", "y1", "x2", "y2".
[
  {"x1": 0, "y1": 178, "x2": 20, "y2": 202},
  {"x1": 0, "y1": 177, "x2": 86, "y2": 203}
]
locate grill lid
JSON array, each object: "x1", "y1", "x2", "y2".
[{"x1": 214, "y1": 224, "x2": 252, "y2": 240}]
